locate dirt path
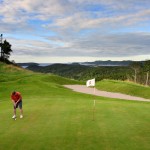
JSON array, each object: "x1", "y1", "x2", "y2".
[{"x1": 64, "y1": 85, "x2": 150, "y2": 102}]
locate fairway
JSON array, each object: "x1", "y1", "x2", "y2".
[{"x1": 0, "y1": 63, "x2": 150, "y2": 150}]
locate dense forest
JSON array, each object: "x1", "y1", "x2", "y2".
[
  {"x1": 81, "y1": 60, "x2": 136, "y2": 66},
  {"x1": 26, "y1": 60, "x2": 150, "y2": 86}
]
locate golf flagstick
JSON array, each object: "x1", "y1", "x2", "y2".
[
  {"x1": 92, "y1": 87, "x2": 95, "y2": 121},
  {"x1": 86, "y1": 78, "x2": 96, "y2": 121}
]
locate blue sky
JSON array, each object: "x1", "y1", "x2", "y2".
[{"x1": 0, "y1": 0, "x2": 150, "y2": 63}]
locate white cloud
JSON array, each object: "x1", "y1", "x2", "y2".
[{"x1": 49, "y1": 9, "x2": 150, "y2": 32}]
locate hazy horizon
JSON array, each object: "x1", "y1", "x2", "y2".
[{"x1": 17, "y1": 59, "x2": 147, "y2": 65}]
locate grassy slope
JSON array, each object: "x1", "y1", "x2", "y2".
[
  {"x1": 96, "y1": 79, "x2": 150, "y2": 99},
  {"x1": 0, "y1": 62, "x2": 150, "y2": 150}
]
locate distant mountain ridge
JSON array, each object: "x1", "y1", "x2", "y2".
[{"x1": 80, "y1": 60, "x2": 135, "y2": 66}]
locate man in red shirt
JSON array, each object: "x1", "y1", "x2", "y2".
[{"x1": 11, "y1": 91, "x2": 23, "y2": 119}]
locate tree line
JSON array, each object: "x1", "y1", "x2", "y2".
[{"x1": 130, "y1": 61, "x2": 150, "y2": 86}]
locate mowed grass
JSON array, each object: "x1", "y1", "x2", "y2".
[{"x1": 0, "y1": 62, "x2": 150, "y2": 150}]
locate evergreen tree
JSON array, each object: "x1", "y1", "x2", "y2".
[{"x1": 1, "y1": 40, "x2": 12, "y2": 61}]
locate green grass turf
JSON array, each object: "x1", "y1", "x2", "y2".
[
  {"x1": 0, "y1": 62, "x2": 150, "y2": 150},
  {"x1": 96, "y1": 79, "x2": 150, "y2": 99}
]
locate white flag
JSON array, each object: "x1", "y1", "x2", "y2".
[{"x1": 86, "y1": 78, "x2": 95, "y2": 87}]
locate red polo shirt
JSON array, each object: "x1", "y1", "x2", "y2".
[{"x1": 11, "y1": 92, "x2": 22, "y2": 102}]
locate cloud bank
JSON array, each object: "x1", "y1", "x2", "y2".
[{"x1": 0, "y1": 0, "x2": 150, "y2": 62}]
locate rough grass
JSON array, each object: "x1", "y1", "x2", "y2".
[
  {"x1": 96, "y1": 79, "x2": 150, "y2": 99},
  {"x1": 0, "y1": 63, "x2": 150, "y2": 150}
]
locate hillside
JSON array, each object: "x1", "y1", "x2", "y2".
[
  {"x1": 81, "y1": 60, "x2": 135, "y2": 66},
  {"x1": 0, "y1": 62, "x2": 150, "y2": 150},
  {"x1": 27, "y1": 63, "x2": 89, "y2": 79},
  {"x1": 27, "y1": 63, "x2": 132, "y2": 81}
]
